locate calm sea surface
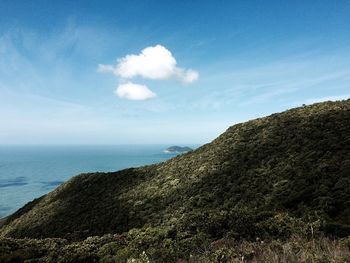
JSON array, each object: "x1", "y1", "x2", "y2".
[{"x1": 0, "y1": 145, "x2": 192, "y2": 217}]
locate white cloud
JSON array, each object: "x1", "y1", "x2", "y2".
[
  {"x1": 115, "y1": 82, "x2": 156, "y2": 100},
  {"x1": 99, "y1": 44, "x2": 199, "y2": 83}
]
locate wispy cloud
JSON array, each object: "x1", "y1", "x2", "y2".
[{"x1": 190, "y1": 49, "x2": 350, "y2": 109}]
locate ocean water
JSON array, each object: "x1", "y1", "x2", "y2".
[{"x1": 0, "y1": 145, "x2": 188, "y2": 218}]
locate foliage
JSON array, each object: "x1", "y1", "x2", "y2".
[
  {"x1": 0, "y1": 99, "x2": 350, "y2": 261},
  {"x1": 1, "y1": 234, "x2": 350, "y2": 262}
]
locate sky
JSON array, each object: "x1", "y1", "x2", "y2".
[{"x1": 0, "y1": 0, "x2": 349, "y2": 145}]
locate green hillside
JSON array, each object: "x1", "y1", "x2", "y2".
[{"x1": 1, "y1": 99, "x2": 350, "y2": 262}]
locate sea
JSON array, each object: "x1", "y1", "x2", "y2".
[{"x1": 0, "y1": 145, "x2": 195, "y2": 218}]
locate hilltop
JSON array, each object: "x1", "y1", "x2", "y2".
[{"x1": 1, "y1": 99, "x2": 350, "y2": 262}]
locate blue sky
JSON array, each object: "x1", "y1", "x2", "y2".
[{"x1": 0, "y1": 0, "x2": 349, "y2": 144}]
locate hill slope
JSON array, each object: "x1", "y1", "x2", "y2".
[{"x1": 1, "y1": 100, "x2": 350, "y2": 247}]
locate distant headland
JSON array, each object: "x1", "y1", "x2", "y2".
[{"x1": 163, "y1": 146, "x2": 192, "y2": 154}]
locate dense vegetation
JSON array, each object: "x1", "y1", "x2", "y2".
[
  {"x1": 1, "y1": 99, "x2": 349, "y2": 262},
  {"x1": 1, "y1": 234, "x2": 350, "y2": 262}
]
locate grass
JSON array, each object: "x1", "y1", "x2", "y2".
[
  {"x1": 190, "y1": 235, "x2": 350, "y2": 263},
  {"x1": 1, "y1": 235, "x2": 349, "y2": 262}
]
